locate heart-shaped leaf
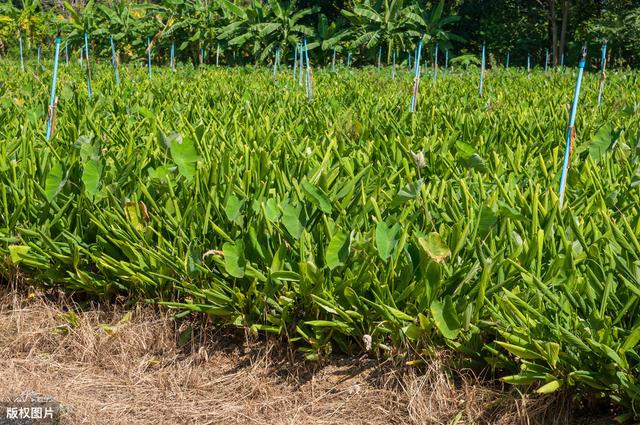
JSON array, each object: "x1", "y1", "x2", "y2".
[
  {"x1": 282, "y1": 203, "x2": 305, "y2": 239},
  {"x1": 390, "y1": 179, "x2": 423, "y2": 208},
  {"x1": 326, "y1": 231, "x2": 350, "y2": 270},
  {"x1": 167, "y1": 132, "x2": 200, "y2": 180},
  {"x1": 376, "y1": 221, "x2": 401, "y2": 261},
  {"x1": 430, "y1": 296, "x2": 460, "y2": 339},
  {"x1": 82, "y1": 159, "x2": 103, "y2": 197},
  {"x1": 45, "y1": 162, "x2": 66, "y2": 202},
  {"x1": 223, "y1": 240, "x2": 247, "y2": 278},
  {"x1": 225, "y1": 195, "x2": 244, "y2": 224}
]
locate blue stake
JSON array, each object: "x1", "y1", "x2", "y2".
[
  {"x1": 377, "y1": 45, "x2": 382, "y2": 70},
  {"x1": 597, "y1": 42, "x2": 608, "y2": 106},
  {"x1": 561, "y1": 53, "x2": 565, "y2": 67},
  {"x1": 84, "y1": 31, "x2": 92, "y2": 97},
  {"x1": 299, "y1": 43, "x2": 304, "y2": 85},
  {"x1": 445, "y1": 48, "x2": 449, "y2": 71},
  {"x1": 332, "y1": 47, "x2": 336, "y2": 72},
  {"x1": 45, "y1": 35, "x2": 61, "y2": 141},
  {"x1": 392, "y1": 50, "x2": 396, "y2": 79},
  {"x1": 19, "y1": 32, "x2": 24, "y2": 72},
  {"x1": 273, "y1": 47, "x2": 278, "y2": 80},
  {"x1": 147, "y1": 36, "x2": 152, "y2": 79},
  {"x1": 347, "y1": 50, "x2": 351, "y2": 68},
  {"x1": 527, "y1": 53, "x2": 531, "y2": 73},
  {"x1": 506, "y1": 51, "x2": 510, "y2": 69},
  {"x1": 479, "y1": 42, "x2": 486, "y2": 97},
  {"x1": 433, "y1": 43, "x2": 439, "y2": 81},
  {"x1": 216, "y1": 44, "x2": 220, "y2": 66},
  {"x1": 170, "y1": 40, "x2": 175, "y2": 71},
  {"x1": 110, "y1": 35, "x2": 119, "y2": 86},
  {"x1": 410, "y1": 39, "x2": 423, "y2": 113},
  {"x1": 304, "y1": 37, "x2": 312, "y2": 100},
  {"x1": 545, "y1": 48, "x2": 549, "y2": 71},
  {"x1": 558, "y1": 46, "x2": 587, "y2": 208},
  {"x1": 293, "y1": 44, "x2": 298, "y2": 80},
  {"x1": 37, "y1": 46, "x2": 40, "y2": 67}
]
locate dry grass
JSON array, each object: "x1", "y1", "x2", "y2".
[{"x1": 0, "y1": 283, "x2": 598, "y2": 425}]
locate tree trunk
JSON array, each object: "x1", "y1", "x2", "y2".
[
  {"x1": 559, "y1": 0, "x2": 569, "y2": 65},
  {"x1": 550, "y1": 0, "x2": 558, "y2": 66},
  {"x1": 539, "y1": 0, "x2": 559, "y2": 66}
]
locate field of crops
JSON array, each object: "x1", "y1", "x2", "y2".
[{"x1": 2, "y1": 59, "x2": 640, "y2": 416}]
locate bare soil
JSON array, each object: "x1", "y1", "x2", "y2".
[{"x1": 0, "y1": 286, "x2": 609, "y2": 425}]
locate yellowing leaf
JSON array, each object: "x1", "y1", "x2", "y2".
[
  {"x1": 536, "y1": 379, "x2": 562, "y2": 394},
  {"x1": 9, "y1": 245, "x2": 31, "y2": 264},
  {"x1": 418, "y1": 232, "x2": 451, "y2": 263}
]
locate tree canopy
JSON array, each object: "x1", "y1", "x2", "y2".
[{"x1": 0, "y1": 0, "x2": 638, "y2": 67}]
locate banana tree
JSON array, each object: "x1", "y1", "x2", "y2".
[
  {"x1": 61, "y1": 0, "x2": 108, "y2": 66},
  {"x1": 406, "y1": 0, "x2": 462, "y2": 50},
  {"x1": 342, "y1": 0, "x2": 412, "y2": 64},
  {"x1": 14, "y1": 0, "x2": 48, "y2": 52},
  {"x1": 0, "y1": 3, "x2": 18, "y2": 55},
  {"x1": 314, "y1": 14, "x2": 349, "y2": 65},
  {"x1": 125, "y1": 3, "x2": 170, "y2": 65},
  {"x1": 191, "y1": 0, "x2": 223, "y2": 64},
  {"x1": 62, "y1": 0, "x2": 102, "y2": 42},
  {"x1": 96, "y1": 0, "x2": 140, "y2": 61},
  {"x1": 157, "y1": 0, "x2": 206, "y2": 65},
  {"x1": 218, "y1": 0, "x2": 270, "y2": 64},
  {"x1": 159, "y1": 0, "x2": 224, "y2": 65},
  {"x1": 253, "y1": 0, "x2": 318, "y2": 63}
]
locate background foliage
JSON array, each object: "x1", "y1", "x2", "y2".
[{"x1": 1, "y1": 0, "x2": 639, "y2": 67}]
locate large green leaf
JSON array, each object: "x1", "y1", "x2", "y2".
[
  {"x1": 225, "y1": 195, "x2": 244, "y2": 224},
  {"x1": 167, "y1": 133, "x2": 200, "y2": 180},
  {"x1": 326, "y1": 231, "x2": 350, "y2": 270},
  {"x1": 430, "y1": 296, "x2": 460, "y2": 339},
  {"x1": 82, "y1": 159, "x2": 103, "y2": 197},
  {"x1": 282, "y1": 203, "x2": 305, "y2": 239},
  {"x1": 77, "y1": 136, "x2": 103, "y2": 197},
  {"x1": 390, "y1": 179, "x2": 423, "y2": 208},
  {"x1": 264, "y1": 198, "x2": 281, "y2": 222},
  {"x1": 223, "y1": 240, "x2": 247, "y2": 278},
  {"x1": 376, "y1": 221, "x2": 401, "y2": 261},
  {"x1": 455, "y1": 141, "x2": 487, "y2": 172},
  {"x1": 44, "y1": 162, "x2": 66, "y2": 202},
  {"x1": 586, "y1": 124, "x2": 613, "y2": 162}
]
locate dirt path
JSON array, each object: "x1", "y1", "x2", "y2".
[{"x1": 0, "y1": 289, "x2": 584, "y2": 424}]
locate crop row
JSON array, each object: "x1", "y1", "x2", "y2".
[{"x1": 2, "y1": 60, "x2": 640, "y2": 415}]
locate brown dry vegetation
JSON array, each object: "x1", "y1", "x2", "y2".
[{"x1": 0, "y1": 279, "x2": 603, "y2": 425}]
